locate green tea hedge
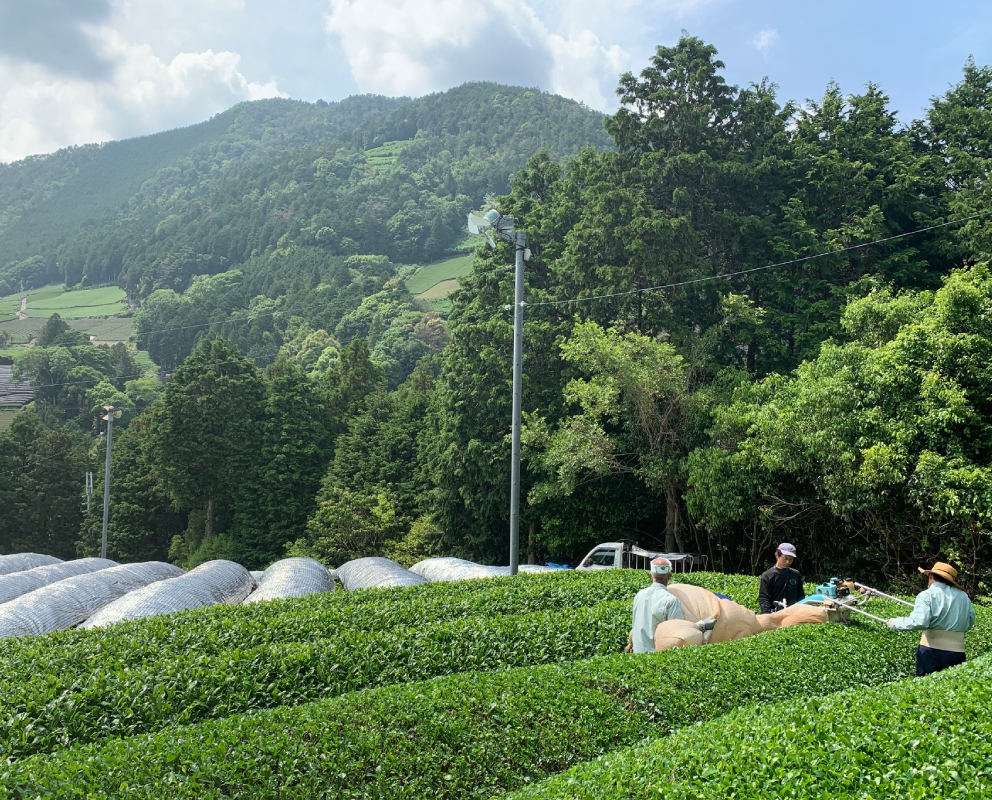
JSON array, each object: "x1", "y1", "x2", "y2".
[
  {"x1": 506, "y1": 653, "x2": 992, "y2": 799},
  {"x1": 1, "y1": 621, "x2": 952, "y2": 799},
  {"x1": 0, "y1": 601, "x2": 630, "y2": 760},
  {"x1": 0, "y1": 569, "x2": 652, "y2": 674}
]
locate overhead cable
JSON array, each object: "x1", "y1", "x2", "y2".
[{"x1": 522, "y1": 211, "x2": 992, "y2": 309}]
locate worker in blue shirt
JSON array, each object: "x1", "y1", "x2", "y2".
[
  {"x1": 887, "y1": 561, "x2": 976, "y2": 677},
  {"x1": 630, "y1": 557, "x2": 684, "y2": 653}
]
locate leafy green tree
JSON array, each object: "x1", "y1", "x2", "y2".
[
  {"x1": 148, "y1": 337, "x2": 265, "y2": 541},
  {"x1": 687, "y1": 265, "x2": 992, "y2": 588},
  {"x1": 135, "y1": 290, "x2": 208, "y2": 370},
  {"x1": 919, "y1": 58, "x2": 992, "y2": 259},
  {"x1": 290, "y1": 486, "x2": 404, "y2": 567},
  {"x1": 522, "y1": 322, "x2": 707, "y2": 552},
  {"x1": 37, "y1": 313, "x2": 72, "y2": 347},
  {"x1": 322, "y1": 337, "x2": 385, "y2": 436},
  {"x1": 76, "y1": 414, "x2": 187, "y2": 561},
  {"x1": 233, "y1": 359, "x2": 334, "y2": 568},
  {"x1": 12, "y1": 338, "x2": 117, "y2": 422},
  {"x1": 325, "y1": 358, "x2": 435, "y2": 527},
  {"x1": 0, "y1": 413, "x2": 92, "y2": 558}
]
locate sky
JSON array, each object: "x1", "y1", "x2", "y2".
[{"x1": 1, "y1": 0, "x2": 990, "y2": 163}]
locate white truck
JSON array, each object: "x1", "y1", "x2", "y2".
[{"x1": 576, "y1": 541, "x2": 708, "y2": 573}]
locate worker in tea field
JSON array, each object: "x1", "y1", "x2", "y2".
[
  {"x1": 758, "y1": 542, "x2": 805, "y2": 614},
  {"x1": 886, "y1": 562, "x2": 976, "y2": 677},
  {"x1": 630, "y1": 557, "x2": 684, "y2": 653}
]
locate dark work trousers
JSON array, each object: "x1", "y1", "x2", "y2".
[{"x1": 916, "y1": 645, "x2": 966, "y2": 677}]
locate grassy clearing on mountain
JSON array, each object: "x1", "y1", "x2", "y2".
[
  {"x1": 26, "y1": 286, "x2": 127, "y2": 318},
  {"x1": 66, "y1": 316, "x2": 135, "y2": 342},
  {"x1": 0, "y1": 319, "x2": 38, "y2": 340},
  {"x1": 0, "y1": 407, "x2": 19, "y2": 430},
  {"x1": 30, "y1": 286, "x2": 126, "y2": 310},
  {"x1": 419, "y1": 278, "x2": 462, "y2": 299},
  {"x1": 405, "y1": 253, "x2": 475, "y2": 294},
  {"x1": 364, "y1": 139, "x2": 417, "y2": 169}
]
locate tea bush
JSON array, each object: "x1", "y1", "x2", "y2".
[
  {"x1": 506, "y1": 652, "x2": 992, "y2": 799},
  {"x1": 0, "y1": 601, "x2": 630, "y2": 760},
  {"x1": 0, "y1": 569, "x2": 652, "y2": 673},
  {"x1": 6, "y1": 618, "x2": 979, "y2": 799}
]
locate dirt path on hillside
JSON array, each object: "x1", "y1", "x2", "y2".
[{"x1": 15, "y1": 296, "x2": 26, "y2": 320}]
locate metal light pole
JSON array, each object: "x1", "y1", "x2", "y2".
[
  {"x1": 467, "y1": 209, "x2": 528, "y2": 576},
  {"x1": 100, "y1": 405, "x2": 122, "y2": 559},
  {"x1": 507, "y1": 228, "x2": 526, "y2": 576}
]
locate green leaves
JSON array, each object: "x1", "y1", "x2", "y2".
[
  {"x1": 0, "y1": 570, "x2": 651, "y2": 759},
  {"x1": 688, "y1": 264, "x2": 992, "y2": 587},
  {"x1": 5, "y1": 596, "x2": 984, "y2": 799},
  {"x1": 509, "y1": 654, "x2": 992, "y2": 800}
]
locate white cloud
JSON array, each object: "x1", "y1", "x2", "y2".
[
  {"x1": 751, "y1": 28, "x2": 779, "y2": 53},
  {"x1": 0, "y1": 26, "x2": 284, "y2": 162},
  {"x1": 547, "y1": 30, "x2": 629, "y2": 110},
  {"x1": 324, "y1": 0, "x2": 631, "y2": 110}
]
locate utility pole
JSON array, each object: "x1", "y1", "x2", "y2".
[
  {"x1": 467, "y1": 209, "x2": 528, "y2": 576},
  {"x1": 508, "y1": 228, "x2": 526, "y2": 576},
  {"x1": 85, "y1": 471, "x2": 93, "y2": 515},
  {"x1": 100, "y1": 406, "x2": 122, "y2": 559}
]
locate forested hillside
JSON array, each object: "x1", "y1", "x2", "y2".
[
  {"x1": 2, "y1": 39, "x2": 991, "y2": 595},
  {"x1": 0, "y1": 83, "x2": 610, "y2": 295}
]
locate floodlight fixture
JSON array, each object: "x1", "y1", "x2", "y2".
[{"x1": 467, "y1": 209, "x2": 519, "y2": 249}]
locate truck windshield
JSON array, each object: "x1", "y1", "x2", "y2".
[{"x1": 590, "y1": 549, "x2": 616, "y2": 566}]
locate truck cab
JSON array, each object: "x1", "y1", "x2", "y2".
[{"x1": 576, "y1": 541, "x2": 708, "y2": 573}]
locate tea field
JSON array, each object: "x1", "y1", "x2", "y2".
[
  {"x1": 0, "y1": 569, "x2": 987, "y2": 798},
  {"x1": 0, "y1": 284, "x2": 135, "y2": 356},
  {"x1": 404, "y1": 253, "x2": 475, "y2": 295}
]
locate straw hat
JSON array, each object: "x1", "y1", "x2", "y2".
[{"x1": 919, "y1": 562, "x2": 961, "y2": 589}]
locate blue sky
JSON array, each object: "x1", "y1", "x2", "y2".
[
  {"x1": 677, "y1": 0, "x2": 992, "y2": 122},
  {"x1": 0, "y1": 0, "x2": 989, "y2": 162}
]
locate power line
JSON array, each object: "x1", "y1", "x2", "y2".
[{"x1": 522, "y1": 212, "x2": 992, "y2": 310}]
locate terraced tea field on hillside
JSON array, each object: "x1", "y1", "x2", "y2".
[{"x1": 0, "y1": 284, "x2": 134, "y2": 351}]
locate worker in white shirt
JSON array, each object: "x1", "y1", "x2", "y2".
[
  {"x1": 886, "y1": 561, "x2": 976, "y2": 677},
  {"x1": 630, "y1": 557, "x2": 685, "y2": 653}
]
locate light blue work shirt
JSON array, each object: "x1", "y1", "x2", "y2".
[
  {"x1": 631, "y1": 582, "x2": 684, "y2": 654},
  {"x1": 891, "y1": 582, "x2": 976, "y2": 634}
]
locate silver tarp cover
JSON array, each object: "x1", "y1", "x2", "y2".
[
  {"x1": 409, "y1": 557, "x2": 554, "y2": 582},
  {"x1": 0, "y1": 553, "x2": 63, "y2": 576},
  {"x1": 336, "y1": 557, "x2": 426, "y2": 591},
  {"x1": 243, "y1": 557, "x2": 335, "y2": 604},
  {"x1": 82, "y1": 560, "x2": 256, "y2": 628},
  {"x1": 0, "y1": 558, "x2": 118, "y2": 605},
  {"x1": 0, "y1": 562, "x2": 184, "y2": 639},
  {"x1": 249, "y1": 570, "x2": 264, "y2": 582}
]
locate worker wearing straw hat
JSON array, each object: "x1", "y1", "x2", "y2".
[{"x1": 887, "y1": 562, "x2": 976, "y2": 677}]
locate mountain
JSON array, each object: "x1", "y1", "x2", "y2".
[{"x1": 0, "y1": 84, "x2": 612, "y2": 296}]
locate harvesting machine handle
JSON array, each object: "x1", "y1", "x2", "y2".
[{"x1": 854, "y1": 583, "x2": 914, "y2": 607}]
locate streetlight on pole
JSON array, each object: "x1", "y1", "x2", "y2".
[
  {"x1": 468, "y1": 209, "x2": 529, "y2": 575},
  {"x1": 100, "y1": 405, "x2": 122, "y2": 560}
]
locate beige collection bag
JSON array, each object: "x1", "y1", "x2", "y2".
[{"x1": 641, "y1": 583, "x2": 828, "y2": 652}]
